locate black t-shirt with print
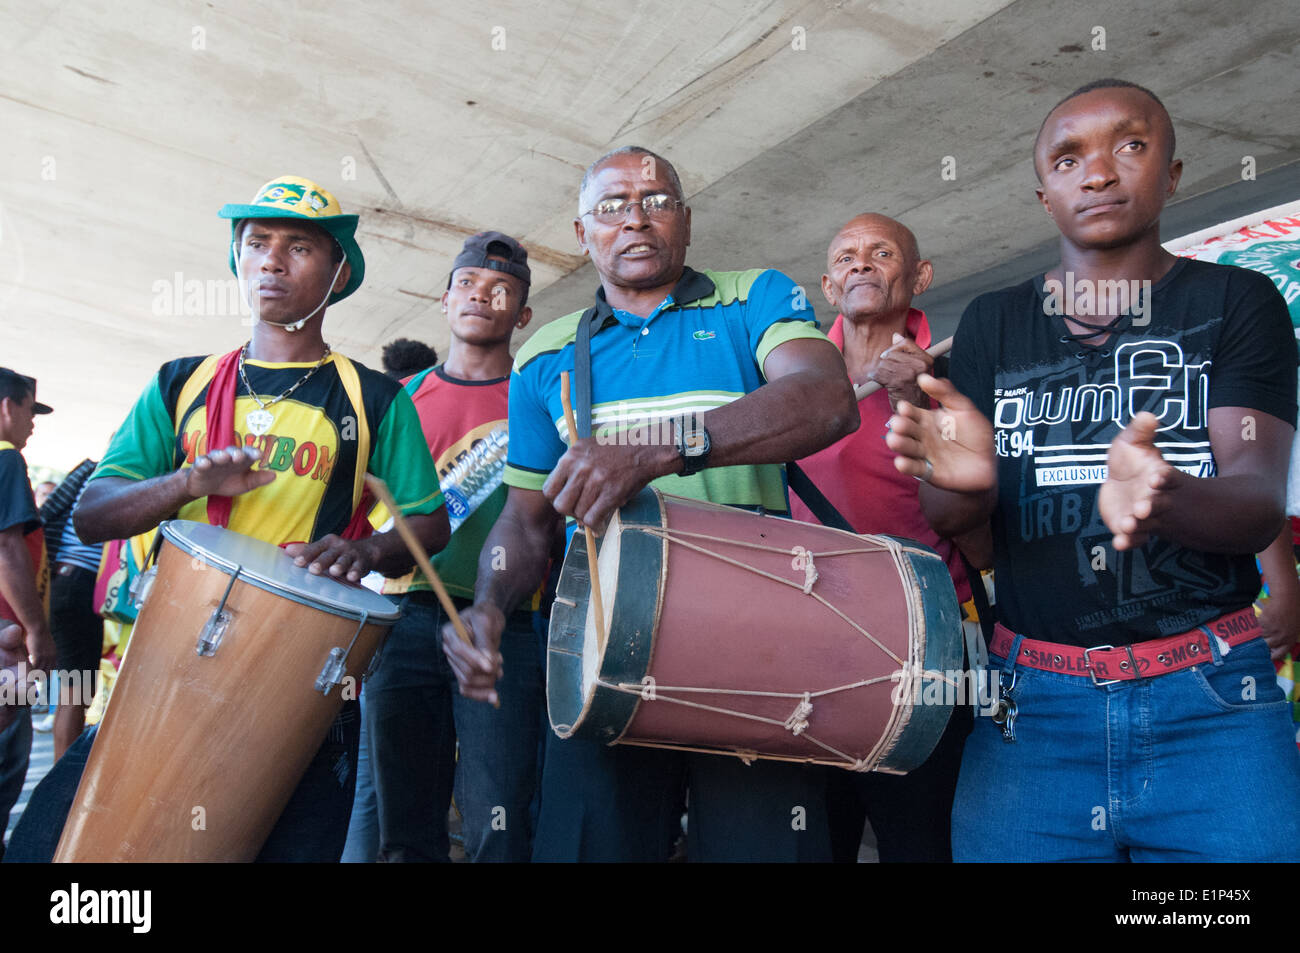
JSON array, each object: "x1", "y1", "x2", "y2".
[{"x1": 950, "y1": 257, "x2": 1298, "y2": 648}]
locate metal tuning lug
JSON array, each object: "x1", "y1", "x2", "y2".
[
  {"x1": 196, "y1": 608, "x2": 231, "y2": 657},
  {"x1": 130, "y1": 566, "x2": 157, "y2": 610},
  {"x1": 315, "y1": 647, "x2": 347, "y2": 695}
]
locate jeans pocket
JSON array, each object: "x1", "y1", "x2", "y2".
[{"x1": 1189, "y1": 640, "x2": 1289, "y2": 713}]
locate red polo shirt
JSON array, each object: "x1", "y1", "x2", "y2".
[{"x1": 790, "y1": 309, "x2": 971, "y2": 604}]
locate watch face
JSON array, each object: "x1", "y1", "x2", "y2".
[{"x1": 682, "y1": 428, "x2": 708, "y2": 456}]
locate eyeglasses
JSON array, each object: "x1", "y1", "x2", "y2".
[{"x1": 580, "y1": 193, "x2": 684, "y2": 225}]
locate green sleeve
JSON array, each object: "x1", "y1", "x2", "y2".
[
  {"x1": 755, "y1": 321, "x2": 831, "y2": 377},
  {"x1": 370, "y1": 389, "x2": 445, "y2": 515},
  {"x1": 90, "y1": 372, "x2": 177, "y2": 482}
]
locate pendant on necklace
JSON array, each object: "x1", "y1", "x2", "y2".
[{"x1": 246, "y1": 408, "x2": 274, "y2": 437}]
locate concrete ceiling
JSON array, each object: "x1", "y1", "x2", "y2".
[{"x1": 2, "y1": 0, "x2": 1298, "y2": 470}]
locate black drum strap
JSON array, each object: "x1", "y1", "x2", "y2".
[
  {"x1": 785, "y1": 460, "x2": 856, "y2": 533},
  {"x1": 572, "y1": 306, "x2": 598, "y2": 440}
]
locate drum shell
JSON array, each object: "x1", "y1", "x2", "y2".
[
  {"x1": 54, "y1": 532, "x2": 390, "y2": 862},
  {"x1": 548, "y1": 489, "x2": 962, "y2": 772}
]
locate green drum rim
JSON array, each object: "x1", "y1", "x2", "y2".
[{"x1": 547, "y1": 488, "x2": 664, "y2": 743}]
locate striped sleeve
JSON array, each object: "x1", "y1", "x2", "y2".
[
  {"x1": 745, "y1": 269, "x2": 829, "y2": 375},
  {"x1": 504, "y1": 364, "x2": 568, "y2": 491}
]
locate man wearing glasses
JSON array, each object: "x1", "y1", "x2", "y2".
[{"x1": 442, "y1": 146, "x2": 859, "y2": 862}]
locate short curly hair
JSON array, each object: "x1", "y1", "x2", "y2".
[{"x1": 381, "y1": 338, "x2": 439, "y2": 380}]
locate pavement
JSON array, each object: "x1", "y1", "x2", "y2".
[
  {"x1": 5, "y1": 708, "x2": 55, "y2": 845},
  {"x1": 5, "y1": 711, "x2": 881, "y2": 861}
]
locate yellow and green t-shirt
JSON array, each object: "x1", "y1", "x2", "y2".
[{"x1": 92, "y1": 353, "x2": 443, "y2": 545}]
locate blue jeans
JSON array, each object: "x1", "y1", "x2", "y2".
[
  {"x1": 952, "y1": 635, "x2": 1300, "y2": 862},
  {"x1": 341, "y1": 689, "x2": 380, "y2": 862},
  {"x1": 0, "y1": 707, "x2": 32, "y2": 857},
  {"x1": 4, "y1": 703, "x2": 359, "y2": 863},
  {"x1": 365, "y1": 593, "x2": 544, "y2": 862}
]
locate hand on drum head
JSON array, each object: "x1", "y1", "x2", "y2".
[
  {"x1": 284, "y1": 535, "x2": 378, "y2": 583},
  {"x1": 543, "y1": 438, "x2": 675, "y2": 533},
  {"x1": 185, "y1": 445, "x2": 276, "y2": 500},
  {"x1": 885, "y1": 375, "x2": 996, "y2": 493},
  {"x1": 0, "y1": 621, "x2": 32, "y2": 733},
  {"x1": 442, "y1": 604, "x2": 505, "y2": 705}
]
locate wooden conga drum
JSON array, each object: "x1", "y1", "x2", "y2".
[
  {"x1": 547, "y1": 488, "x2": 963, "y2": 773},
  {"x1": 54, "y1": 521, "x2": 399, "y2": 862}
]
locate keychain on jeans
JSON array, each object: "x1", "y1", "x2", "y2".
[{"x1": 989, "y1": 668, "x2": 1019, "y2": 742}]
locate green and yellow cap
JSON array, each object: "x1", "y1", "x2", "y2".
[{"x1": 218, "y1": 175, "x2": 365, "y2": 303}]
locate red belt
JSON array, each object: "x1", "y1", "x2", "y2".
[{"x1": 990, "y1": 607, "x2": 1261, "y2": 686}]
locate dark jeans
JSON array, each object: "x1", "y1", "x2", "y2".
[
  {"x1": 50, "y1": 565, "x2": 102, "y2": 691},
  {"x1": 366, "y1": 592, "x2": 545, "y2": 862},
  {"x1": 532, "y1": 734, "x2": 833, "y2": 863},
  {"x1": 825, "y1": 701, "x2": 973, "y2": 862},
  {"x1": 0, "y1": 707, "x2": 32, "y2": 858},
  {"x1": 4, "y1": 702, "x2": 359, "y2": 863}
]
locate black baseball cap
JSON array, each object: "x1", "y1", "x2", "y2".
[
  {"x1": 0, "y1": 368, "x2": 52, "y2": 414},
  {"x1": 448, "y1": 231, "x2": 532, "y2": 291}
]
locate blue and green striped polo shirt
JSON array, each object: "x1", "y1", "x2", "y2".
[{"x1": 504, "y1": 266, "x2": 827, "y2": 512}]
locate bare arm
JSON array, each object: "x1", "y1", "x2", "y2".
[
  {"x1": 443, "y1": 487, "x2": 562, "y2": 704},
  {"x1": 1098, "y1": 407, "x2": 1291, "y2": 553},
  {"x1": 0, "y1": 527, "x2": 54, "y2": 672},
  {"x1": 475, "y1": 487, "x2": 562, "y2": 617},
  {"x1": 0, "y1": 622, "x2": 30, "y2": 732},
  {"x1": 706, "y1": 337, "x2": 860, "y2": 467},
  {"x1": 74, "y1": 446, "x2": 274, "y2": 543},
  {"x1": 77, "y1": 445, "x2": 444, "y2": 583},
  {"x1": 546, "y1": 337, "x2": 860, "y2": 530}
]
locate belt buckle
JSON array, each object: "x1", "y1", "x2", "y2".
[{"x1": 1083, "y1": 644, "x2": 1121, "y2": 687}]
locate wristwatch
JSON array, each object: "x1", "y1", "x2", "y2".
[{"x1": 676, "y1": 417, "x2": 712, "y2": 476}]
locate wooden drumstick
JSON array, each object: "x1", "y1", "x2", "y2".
[
  {"x1": 854, "y1": 335, "x2": 954, "y2": 401},
  {"x1": 559, "y1": 372, "x2": 607, "y2": 652},
  {"x1": 363, "y1": 474, "x2": 472, "y2": 648}
]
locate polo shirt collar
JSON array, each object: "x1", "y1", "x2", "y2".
[
  {"x1": 589, "y1": 266, "x2": 716, "y2": 332},
  {"x1": 826, "y1": 307, "x2": 932, "y2": 351}
]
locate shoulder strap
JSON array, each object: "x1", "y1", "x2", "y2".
[
  {"x1": 785, "y1": 460, "x2": 856, "y2": 533},
  {"x1": 330, "y1": 354, "x2": 372, "y2": 515},
  {"x1": 573, "y1": 307, "x2": 598, "y2": 439},
  {"x1": 175, "y1": 354, "x2": 224, "y2": 435}
]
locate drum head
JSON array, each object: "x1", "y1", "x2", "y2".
[{"x1": 159, "y1": 520, "x2": 401, "y2": 622}]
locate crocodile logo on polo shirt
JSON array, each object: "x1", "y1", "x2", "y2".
[{"x1": 692, "y1": 330, "x2": 716, "y2": 340}]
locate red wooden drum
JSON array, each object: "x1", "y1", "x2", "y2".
[
  {"x1": 54, "y1": 521, "x2": 399, "y2": 862},
  {"x1": 547, "y1": 488, "x2": 963, "y2": 772}
]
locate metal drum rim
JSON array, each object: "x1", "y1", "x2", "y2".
[{"x1": 158, "y1": 520, "x2": 401, "y2": 623}]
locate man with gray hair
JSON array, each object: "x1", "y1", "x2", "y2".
[
  {"x1": 790, "y1": 213, "x2": 977, "y2": 862},
  {"x1": 442, "y1": 145, "x2": 859, "y2": 862}
]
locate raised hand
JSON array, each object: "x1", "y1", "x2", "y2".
[
  {"x1": 1098, "y1": 412, "x2": 1179, "y2": 551},
  {"x1": 185, "y1": 445, "x2": 276, "y2": 499},
  {"x1": 885, "y1": 374, "x2": 995, "y2": 493},
  {"x1": 871, "y1": 332, "x2": 935, "y2": 410}
]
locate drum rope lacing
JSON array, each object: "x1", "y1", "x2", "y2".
[{"x1": 594, "y1": 524, "x2": 959, "y2": 772}]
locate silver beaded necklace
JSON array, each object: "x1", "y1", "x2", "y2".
[{"x1": 238, "y1": 342, "x2": 332, "y2": 437}]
